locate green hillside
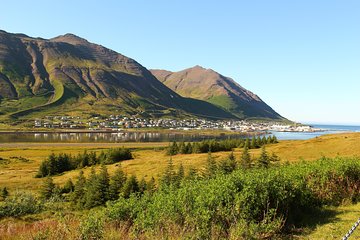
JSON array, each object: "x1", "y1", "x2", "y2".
[{"x1": 0, "y1": 31, "x2": 236, "y2": 124}]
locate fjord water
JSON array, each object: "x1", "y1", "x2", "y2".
[
  {"x1": 267, "y1": 124, "x2": 360, "y2": 141},
  {"x1": 0, "y1": 124, "x2": 358, "y2": 143}
]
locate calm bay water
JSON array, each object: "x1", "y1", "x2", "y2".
[
  {"x1": 0, "y1": 132, "x2": 247, "y2": 143},
  {"x1": 0, "y1": 124, "x2": 358, "y2": 143},
  {"x1": 268, "y1": 124, "x2": 360, "y2": 140}
]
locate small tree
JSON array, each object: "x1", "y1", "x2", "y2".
[
  {"x1": 97, "y1": 165, "x2": 110, "y2": 202},
  {"x1": 261, "y1": 136, "x2": 267, "y2": 145},
  {"x1": 109, "y1": 166, "x2": 127, "y2": 201},
  {"x1": 84, "y1": 166, "x2": 110, "y2": 209},
  {"x1": 174, "y1": 163, "x2": 185, "y2": 187},
  {"x1": 256, "y1": 136, "x2": 262, "y2": 147},
  {"x1": 161, "y1": 158, "x2": 176, "y2": 187},
  {"x1": 121, "y1": 175, "x2": 139, "y2": 198},
  {"x1": 62, "y1": 178, "x2": 75, "y2": 194},
  {"x1": 245, "y1": 138, "x2": 250, "y2": 149},
  {"x1": 192, "y1": 142, "x2": 201, "y2": 154},
  {"x1": 186, "y1": 167, "x2": 198, "y2": 181},
  {"x1": 219, "y1": 151, "x2": 237, "y2": 174},
  {"x1": 241, "y1": 145, "x2": 252, "y2": 169},
  {"x1": 186, "y1": 142, "x2": 193, "y2": 154},
  {"x1": 166, "y1": 142, "x2": 179, "y2": 156},
  {"x1": 146, "y1": 177, "x2": 156, "y2": 193},
  {"x1": 257, "y1": 146, "x2": 270, "y2": 168},
  {"x1": 251, "y1": 136, "x2": 257, "y2": 149},
  {"x1": 40, "y1": 176, "x2": 56, "y2": 200},
  {"x1": 1, "y1": 187, "x2": 9, "y2": 200},
  {"x1": 138, "y1": 177, "x2": 147, "y2": 194},
  {"x1": 177, "y1": 163, "x2": 185, "y2": 181},
  {"x1": 178, "y1": 142, "x2": 187, "y2": 154},
  {"x1": 71, "y1": 170, "x2": 87, "y2": 209},
  {"x1": 203, "y1": 152, "x2": 217, "y2": 178},
  {"x1": 84, "y1": 167, "x2": 100, "y2": 209}
]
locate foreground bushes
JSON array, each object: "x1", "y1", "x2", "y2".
[
  {"x1": 36, "y1": 148, "x2": 133, "y2": 177},
  {"x1": 106, "y1": 157, "x2": 360, "y2": 239},
  {"x1": 0, "y1": 192, "x2": 42, "y2": 218},
  {"x1": 2, "y1": 156, "x2": 359, "y2": 239}
]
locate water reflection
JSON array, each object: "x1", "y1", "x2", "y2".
[
  {"x1": 0, "y1": 132, "x2": 249, "y2": 143},
  {"x1": 1, "y1": 125, "x2": 354, "y2": 143}
]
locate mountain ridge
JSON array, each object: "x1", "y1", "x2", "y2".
[
  {"x1": 0, "y1": 30, "x2": 237, "y2": 122},
  {"x1": 151, "y1": 66, "x2": 283, "y2": 120},
  {"x1": 0, "y1": 30, "x2": 284, "y2": 123}
]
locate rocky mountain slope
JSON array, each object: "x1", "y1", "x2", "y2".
[
  {"x1": 0, "y1": 30, "x2": 235, "y2": 121},
  {"x1": 151, "y1": 66, "x2": 283, "y2": 119}
]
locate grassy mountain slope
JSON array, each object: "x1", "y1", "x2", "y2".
[
  {"x1": 151, "y1": 66, "x2": 284, "y2": 120},
  {"x1": 0, "y1": 31, "x2": 235, "y2": 123}
]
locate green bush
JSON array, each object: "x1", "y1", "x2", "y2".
[
  {"x1": 101, "y1": 148, "x2": 133, "y2": 164},
  {"x1": 79, "y1": 210, "x2": 105, "y2": 240},
  {"x1": 106, "y1": 157, "x2": 360, "y2": 238},
  {"x1": 0, "y1": 192, "x2": 42, "y2": 218}
]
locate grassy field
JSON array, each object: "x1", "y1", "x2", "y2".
[
  {"x1": 297, "y1": 202, "x2": 360, "y2": 239},
  {"x1": 0, "y1": 132, "x2": 359, "y2": 192},
  {"x1": 0, "y1": 132, "x2": 359, "y2": 239}
]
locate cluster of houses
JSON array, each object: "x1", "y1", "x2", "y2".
[{"x1": 34, "y1": 115, "x2": 319, "y2": 132}]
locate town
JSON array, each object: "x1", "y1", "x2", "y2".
[{"x1": 34, "y1": 115, "x2": 321, "y2": 133}]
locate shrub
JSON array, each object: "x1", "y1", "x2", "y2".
[
  {"x1": 101, "y1": 148, "x2": 133, "y2": 164},
  {"x1": 0, "y1": 192, "x2": 42, "y2": 218},
  {"x1": 79, "y1": 210, "x2": 105, "y2": 240},
  {"x1": 106, "y1": 157, "x2": 360, "y2": 238}
]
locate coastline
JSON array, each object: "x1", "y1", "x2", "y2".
[{"x1": 0, "y1": 128, "x2": 265, "y2": 136}]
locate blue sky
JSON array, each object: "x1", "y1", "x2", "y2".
[{"x1": 1, "y1": 0, "x2": 359, "y2": 124}]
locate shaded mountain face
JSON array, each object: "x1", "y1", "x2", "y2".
[
  {"x1": 151, "y1": 66, "x2": 283, "y2": 120},
  {"x1": 0, "y1": 30, "x2": 234, "y2": 120}
]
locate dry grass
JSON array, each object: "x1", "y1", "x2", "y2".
[
  {"x1": 265, "y1": 132, "x2": 360, "y2": 161},
  {"x1": 0, "y1": 132, "x2": 359, "y2": 192}
]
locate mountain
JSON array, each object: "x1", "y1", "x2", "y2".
[
  {"x1": 151, "y1": 66, "x2": 283, "y2": 120},
  {"x1": 0, "y1": 30, "x2": 235, "y2": 122}
]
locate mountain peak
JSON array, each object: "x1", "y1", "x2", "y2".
[
  {"x1": 51, "y1": 33, "x2": 89, "y2": 45},
  {"x1": 192, "y1": 65, "x2": 205, "y2": 69},
  {"x1": 151, "y1": 67, "x2": 283, "y2": 120},
  {"x1": 187, "y1": 65, "x2": 221, "y2": 76}
]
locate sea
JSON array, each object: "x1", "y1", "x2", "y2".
[
  {"x1": 0, "y1": 124, "x2": 358, "y2": 143},
  {"x1": 267, "y1": 124, "x2": 360, "y2": 141}
]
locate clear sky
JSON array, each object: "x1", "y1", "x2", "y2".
[{"x1": 1, "y1": 0, "x2": 359, "y2": 124}]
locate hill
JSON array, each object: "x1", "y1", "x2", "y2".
[
  {"x1": 0, "y1": 30, "x2": 235, "y2": 123},
  {"x1": 151, "y1": 66, "x2": 284, "y2": 120}
]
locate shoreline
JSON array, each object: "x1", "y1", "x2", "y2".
[
  {"x1": 0, "y1": 129, "x2": 265, "y2": 136},
  {"x1": 0, "y1": 128, "x2": 326, "y2": 135}
]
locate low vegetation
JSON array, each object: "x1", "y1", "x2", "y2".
[
  {"x1": 0, "y1": 133, "x2": 360, "y2": 239},
  {"x1": 104, "y1": 156, "x2": 360, "y2": 239},
  {"x1": 1, "y1": 151, "x2": 359, "y2": 239}
]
